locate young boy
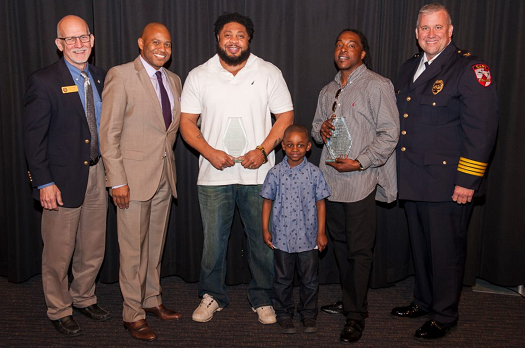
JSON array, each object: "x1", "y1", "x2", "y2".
[{"x1": 260, "y1": 124, "x2": 331, "y2": 334}]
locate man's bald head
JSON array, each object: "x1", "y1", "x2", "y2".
[
  {"x1": 57, "y1": 15, "x2": 89, "y2": 38},
  {"x1": 138, "y1": 22, "x2": 172, "y2": 70}
]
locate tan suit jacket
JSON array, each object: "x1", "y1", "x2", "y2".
[{"x1": 100, "y1": 57, "x2": 181, "y2": 200}]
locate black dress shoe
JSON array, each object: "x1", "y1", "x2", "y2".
[
  {"x1": 74, "y1": 304, "x2": 112, "y2": 321},
  {"x1": 321, "y1": 300, "x2": 344, "y2": 315},
  {"x1": 414, "y1": 319, "x2": 457, "y2": 340},
  {"x1": 391, "y1": 302, "x2": 428, "y2": 319},
  {"x1": 340, "y1": 318, "x2": 364, "y2": 344},
  {"x1": 50, "y1": 315, "x2": 82, "y2": 337}
]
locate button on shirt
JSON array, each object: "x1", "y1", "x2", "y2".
[{"x1": 260, "y1": 157, "x2": 330, "y2": 253}]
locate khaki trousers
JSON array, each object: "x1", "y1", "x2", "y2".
[
  {"x1": 117, "y1": 160, "x2": 172, "y2": 322},
  {"x1": 41, "y1": 161, "x2": 107, "y2": 320}
]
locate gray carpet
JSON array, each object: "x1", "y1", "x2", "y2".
[{"x1": 1, "y1": 275, "x2": 524, "y2": 347}]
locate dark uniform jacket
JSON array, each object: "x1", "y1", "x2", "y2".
[
  {"x1": 396, "y1": 42, "x2": 498, "y2": 202},
  {"x1": 23, "y1": 58, "x2": 106, "y2": 207}
]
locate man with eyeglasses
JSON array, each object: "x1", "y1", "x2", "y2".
[
  {"x1": 23, "y1": 15, "x2": 110, "y2": 337},
  {"x1": 100, "y1": 22, "x2": 182, "y2": 342},
  {"x1": 311, "y1": 29, "x2": 399, "y2": 344}
]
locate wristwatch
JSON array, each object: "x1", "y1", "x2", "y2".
[{"x1": 356, "y1": 159, "x2": 364, "y2": 171}]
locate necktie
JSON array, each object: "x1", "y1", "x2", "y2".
[
  {"x1": 155, "y1": 71, "x2": 172, "y2": 130},
  {"x1": 80, "y1": 71, "x2": 98, "y2": 161}
]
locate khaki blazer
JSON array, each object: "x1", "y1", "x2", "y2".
[{"x1": 100, "y1": 57, "x2": 181, "y2": 201}]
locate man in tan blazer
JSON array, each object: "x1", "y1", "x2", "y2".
[{"x1": 100, "y1": 22, "x2": 181, "y2": 342}]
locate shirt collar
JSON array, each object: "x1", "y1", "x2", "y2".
[
  {"x1": 139, "y1": 54, "x2": 164, "y2": 78},
  {"x1": 64, "y1": 59, "x2": 89, "y2": 79},
  {"x1": 282, "y1": 156, "x2": 308, "y2": 171},
  {"x1": 423, "y1": 41, "x2": 452, "y2": 66},
  {"x1": 334, "y1": 63, "x2": 367, "y2": 88}
]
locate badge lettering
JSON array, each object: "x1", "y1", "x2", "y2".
[{"x1": 61, "y1": 85, "x2": 79, "y2": 93}]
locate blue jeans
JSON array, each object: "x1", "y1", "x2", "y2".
[{"x1": 197, "y1": 184, "x2": 274, "y2": 308}]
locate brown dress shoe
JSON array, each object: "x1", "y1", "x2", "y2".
[
  {"x1": 144, "y1": 304, "x2": 182, "y2": 320},
  {"x1": 123, "y1": 319, "x2": 157, "y2": 341}
]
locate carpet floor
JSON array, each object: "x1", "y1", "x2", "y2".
[{"x1": 1, "y1": 275, "x2": 524, "y2": 347}]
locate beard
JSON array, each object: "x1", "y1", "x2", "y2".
[{"x1": 216, "y1": 43, "x2": 251, "y2": 66}]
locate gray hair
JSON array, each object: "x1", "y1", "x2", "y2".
[{"x1": 416, "y1": 3, "x2": 452, "y2": 28}]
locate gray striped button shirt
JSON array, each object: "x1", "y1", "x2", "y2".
[{"x1": 311, "y1": 64, "x2": 399, "y2": 203}]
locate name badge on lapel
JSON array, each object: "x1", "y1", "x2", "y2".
[
  {"x1": 432, "y1": 80, "x2": 444, "y2": 95},
  {"x1": 61, "y1": 85, "x2": 79, "y2": 93}
]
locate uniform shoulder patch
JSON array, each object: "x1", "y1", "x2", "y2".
[{"x1": 472, "y1": 64, "x2": 492, "y2": 87}]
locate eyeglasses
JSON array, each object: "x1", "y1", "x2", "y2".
[
  {"x1": 57, "y1": 34, "x2": 91, "y2": 45},
  {"x1": 332, "y1": 88, "x2": 342, "y2": 114}
]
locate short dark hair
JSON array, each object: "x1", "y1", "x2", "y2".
[
  {"x1": 283, "y1": 124, "x2": 309, "y2": 140},
  {"x1": 337, "y1": 28, "x2": 372, "y2": 70},
  {"x1": 417, "y1": 3, "x2": 452, "y2": 27},
  {"x1": 214, "y1": 12, "x2": 254, "y2": 43}
]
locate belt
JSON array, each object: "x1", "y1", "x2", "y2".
[{"x1": 90, "y1": 155, "x2": 101, "y2": 166}]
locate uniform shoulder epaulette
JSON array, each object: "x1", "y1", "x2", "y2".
[{"x1": 456, "y1": 49, "x2": 472, "y2": 57}]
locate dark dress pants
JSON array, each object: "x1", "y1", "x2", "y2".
[
  {"x1": 404, "y1": 200, "x2": 473, "y2": 325},
  {"x1": 326, "y1": 190, "x2": 376, "y2": 321},
  {"x1": 272, "y1": 248, "x2": 319, "y2": 321}
]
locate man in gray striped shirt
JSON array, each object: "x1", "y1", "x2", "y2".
[{"x1": 311, "y1": 29, "x2": 399, "y2": 344}]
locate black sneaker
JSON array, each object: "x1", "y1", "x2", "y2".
[
  {"x1": 278, "y1": 319, "x2": 296, "y2": 334},
  {"x1": 302, "y1": 318, "x2": 317, "y2": 333}
]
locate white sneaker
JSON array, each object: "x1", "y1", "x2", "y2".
[
  {"x1": 252, "y1": 305, "x2": 277, "y2": 324},
  {"x1": 192, "y1": 294, "x2": 222, "y2": 322}
]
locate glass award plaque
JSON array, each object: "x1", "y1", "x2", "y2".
[
  {"x1": 325, "y1": 117, "x2": 352, "y2": 162},
  {"x1": 223, "y1": 117, "x2": 248, "y2": 163}
]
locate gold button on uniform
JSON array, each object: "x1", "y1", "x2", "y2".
[
  {"x1": 407, "y1": 96, "x2": 411, "y2": 101},
  {"x1": 403, "y1": 113, "x2": 408, "y2": 118},
  {"x1": 401, "y1": 147, "x2": 406, "y2": 152},
  {"x1": 85, "y1": 139, "x2": 90, "y2": 143},
  {"x1": 432, "y1": 102, "x2": 436, "y2": 106},
  {"x1": 401, "y1": 130, "x2": 407, "y2": 135},
  {"x1": 442, "y1": 160, "x2": 447, "y2": 165},
  {"x1": 84, "y1": 161, "x2": 89, "y2": 165}
]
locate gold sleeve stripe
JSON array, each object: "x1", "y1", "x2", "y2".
[
  {"x1": 459, "y1": 157, "x2": 488, "y2": 167},
  {"x1": 458, "y1": 164, "x2": 485, "y2": 174},
  {"x1": 457, "y1": 167, "x2": 485, "y2": 177},
  {"x1": 458, "y1": 162, "x2": 487, "y2": 172}
]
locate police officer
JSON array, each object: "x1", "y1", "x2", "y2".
[{"x1": 391, "y1": 3, "x2": 498, "y2": 341}]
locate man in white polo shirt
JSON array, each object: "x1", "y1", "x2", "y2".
[{"x1": 180, "y1": 12, "x2": 294, "y2": 324}]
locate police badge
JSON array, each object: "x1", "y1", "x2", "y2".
[{"x1": 432, "y1": 80, "x2": 444, "y2": 95}]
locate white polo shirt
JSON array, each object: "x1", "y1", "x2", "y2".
[{"x1": 181, "y1": 53, "x2": 293, "y2": 185}]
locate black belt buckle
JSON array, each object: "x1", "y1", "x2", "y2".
[{"x1": 90, "y1": 155, "x2": 101, "y2": 166}]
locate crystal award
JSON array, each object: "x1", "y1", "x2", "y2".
[
  {"x1": 325, "y1": 117, "x2": 352, "y2": 162},
  {"x1": 223, "y1": 117, "x2": 248, "y2": 163}
]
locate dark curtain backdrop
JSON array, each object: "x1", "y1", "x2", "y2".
[{"x1": 1, "y1": 0, "x2": 524, "y2": 288}]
